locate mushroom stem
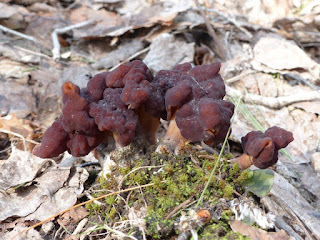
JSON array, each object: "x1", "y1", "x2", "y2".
[
  {"x1": 112, "y1": 132, "x2": 122, "y2": 148},
  {"x1": 231, "y1": 153, "x2": 253, "y2": 169},
  {"x1": 137, "y1": 107, "x2": 160, "y2": 145},
  {"x1": 158, "y1": 119, "x2": 188, "y2": 153}
]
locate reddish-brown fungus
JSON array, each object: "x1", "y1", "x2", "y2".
[
  {"x1": 234, "y1": 126, "x2": 294, "y2": 169},
  {"x1": 33, "y1": 60, "x2": 235, "y2": 158}
]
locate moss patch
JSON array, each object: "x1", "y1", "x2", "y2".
[{"x1": 86, "y1": 144, "x2": 249, "y2": 239}]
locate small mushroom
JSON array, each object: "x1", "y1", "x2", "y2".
[{"x1": 233, "y1": 126, "x2": 294, "y2": 169}]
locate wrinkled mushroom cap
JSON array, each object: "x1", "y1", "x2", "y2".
[{"x1": 241, "y1": 127, "x2": 294, "y2": 169}]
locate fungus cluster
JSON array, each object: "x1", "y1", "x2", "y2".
[
  {"x1": 162, "y1": 62, "x2": 234, "y2": 148},
  {"x1": 33, "y1": 60, "x2": 235, "y2": 158},
  {"x1": 233, "y1": 126, "x2": 294, "y2": 169}
]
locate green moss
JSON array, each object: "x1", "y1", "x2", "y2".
[
  {"x1": 105, "y1": 196, "x2": 116, "y2": 205},
  {"x1": 85, "y1": 202, "x2": 101, "y2": 212},
  {"x1": 199, "y1": 222, "x2": 250, "y2": 240},
  {"x1": 235, "y1": 169, "x2": 252, "y2": 183},
  {"x1": 223, "y1": 184, "x2": 234, "y2": 199},
  {"x1": 198, "y1": 210, "x2": 249, "y2": 240},
  {"x1": 86, "y1": 145, "x2": 247, "y2": 239},
  {"x1": 107, "y1": 207, "x2": 117, "y2": 219},
  {"x1": 229, "y1": 163, "x2": 240, "y2": 177}
]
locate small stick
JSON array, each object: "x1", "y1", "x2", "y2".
[
  {"x1": 0, "y1": 25, "x2": 39, "y2": 43},
  {"x1": 204, "y1": 8, "x2": 253, "y2": 39},
  {"x1": 284, "y1": 72, "x2": 320, "y2": 92},
  {"x1": 72, "y1": 218, "x2": 88, "y2": 235},
  {"x1": 225, "y1": 70, "x2": 257, "y2": 84},
  {"x1": 194, "y1": 0, "x2": 227, "y2": 60},
  {"x1": 13, "y1": 45, "x2": 51, "y2": 59},
  {"x1": 51, "y1": 20, "x2": 95, "y2": 60},
  {"x1": 226, "y1": 85, "x2": 320, "y2": 109},
  {"x1": 200, "y1": 141, "x2": 219, "y2": 155},
  {"x1": 271, "y1": 195, "x2": 314, "y2": 240},
  {"x1": 166, "y1": 198, "x2": 193, "y2": 220},
  {"x1": 0, "y1": 129, "x2": 27, "y2": 152}
]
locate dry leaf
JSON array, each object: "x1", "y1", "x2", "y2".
[
  {"x1": 0, "y1": 146, "x2": 47, "y2": 191},
  {"x1": 0, "y1": 2, "x2": 29, "y2": 29},
  {"x1": 252, "y1": 36, "x2": 320, "y2": 84},
  {"x1": 0, "y1": 152, "x2": 89, "y2": 222},
  {"x1": 0, "y1": 166, "x2": 71, "y2": 221},
  {"x1": 0, "y1": 114, "x2": 34, "y2": 151},
  {"x1": 25, "y1": 167, "x2": 89, "y2": 222},
  {"x1": 92, "y1": 39, "x2": 144, "y2": 70},
  {"x1": 59, "y1": 64, "x2": 98, "y2": 89},
  {"x1": 58, "y1": 207, "x2": 88, "y2": 228},
  {"x1": 69, "y1": 4, "x2": 121, "y2": 39},
  {"x1": 266, "y1": 172, "x2": 320, "y2": 238},
  {"x1": 253, "y1": 36, "x2": 318, "y2": 71},
  {"x1": 0, "y1": 58, "x2": 30, "y2": 82},
  {"x1": 1, "y1": 225, "x2": 44, "y2": 240},
  {"x1": 0, "y1": 81, "x2": 35, "y2": 118},
  {"x1": 230, "y1": 220, "x2": 290, "y2": 240},
  {"x1": 0, "y1": 43, "x2": 40, "y2": 64},
  {"x1": 143, "y1": 33, "x2": 194, "y2": 72}
]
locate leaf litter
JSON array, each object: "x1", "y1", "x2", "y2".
[{"x1": 0, "y1": 0, "x2": 320, "y2": 239}]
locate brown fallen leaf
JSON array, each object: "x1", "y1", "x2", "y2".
[
  {"x1": 58, "y1": 207, "x2": 88, "y2": 229},
  {"x1": 143, "y1": 33, "x2": 195, "y2": 72},
  {"x1": 0, "y1": 114, "x2": 35, "y2": 151},
  {"x1": 69, "y1": 4, "x2": 121, "y2": 39},
  {"x1": 230, "y1": 220, "x2": 290, "y2": 240}
]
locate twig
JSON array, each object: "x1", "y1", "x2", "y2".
[
  {"x1": 166, "y1": 198, "x2": 192, "y2": 220},
  {"x1": 80, "y1": 225, "x2": 98, "y2": 240},
  {"x1": 11, "y1": 137, "x2": 39, "y2": 145},
  {"x1": 204, "y1": 8, "x2": 253, "y2": 39},
  {"x1": 13, "y1": 45, "x2": 51, "y2": 59},
  {"x1": 85, "y1": 192, "x2": 103, "y2": 206},
  {"x1": 102, "y1": 224, "x2": 137, "y2": 240},
  {"x1": 194, "y1": 0, "x2": 227, "y2": 60},
  {"x1": 225, "y1": 70, "x2": 257, "y2": 84},
  {"x1": 197, "y1": 154, "x2": 216, "y2": 160},
  {"x1": 109, "y1": 46, "x2": 150, "y2": 71},
  {"x1": 0, "y1": 129, "x2": 27, "y2": 152},
  {"x1": 200, "y1": 141, "x2": 219, "y2": 155},
  {"x1": 0, "y1": 25, "x2": 39, "y2": 43},
  {"x1": 51, "y1": 20, "x2": 95, "y2": 60},
  {"x1": 271, "y1": 195, "x2": 314, "y2": 240},
  {"x1": 72, "y1": 218, "x2": 88, "y2": 235},
  {"x1": 283, "y1": 72, "x2": 320, "y2": 92},
  {"x1": 226, "y1": 85, "x2": 320, "y2": 109}
]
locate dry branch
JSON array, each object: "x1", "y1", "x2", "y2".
[
  {"x1": 0, "y1": 25, "x2": 39, "y2": 43},
  {"x1": 226, "y1": 85, "x2": 320, "y2": 109},
  {"x1": 194, "y1": 0, "x2": 227, "y2": 60},
  {"x1": 205, "y1": 8, "x2": 253, "y2": 39},
  {"x1": 51, "y1": 20, "x2": 95, "y2": 60}
]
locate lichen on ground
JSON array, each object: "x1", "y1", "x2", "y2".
[{"x1": 85, "y1": 144, "x2": 250, "y2": 239}]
